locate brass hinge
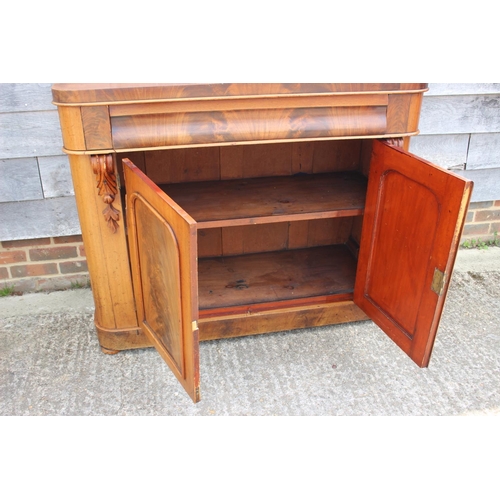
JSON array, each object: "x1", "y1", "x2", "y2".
[
  {"x1": 192, "y1": 320, "x2": 198, "y2": 332},
  {"x1": 431, "y1": 268, "x2": 446, "y2": 296}
]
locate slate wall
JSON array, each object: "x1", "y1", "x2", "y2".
[{"x1": 1, "y1": 83, "x2": 499, "y2": 291}]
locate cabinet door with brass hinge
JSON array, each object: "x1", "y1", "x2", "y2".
[
  {"x1": 355, "y1": 140, "x2": 473, "y2": 367},
  {"x1": 123, "y1": 159, "x2": 200, "y2": 402}
]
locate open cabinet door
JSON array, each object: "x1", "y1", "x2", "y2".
[
  {"x1": 123, "y1": 159, "x2": 200, "y2": 402},
  {"x1": 354, "y1": 140, "x2": 472, "y2": 367}
]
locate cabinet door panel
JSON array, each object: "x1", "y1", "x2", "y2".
[
  {"x1": 123, "y1": 159, "x2": 200, "y2": 402},
  {"x1": 354, "y1": 140, "x2": 472, "y2": 367}
]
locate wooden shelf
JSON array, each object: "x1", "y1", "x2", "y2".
[
  {"x1": 161, "y1": 172, "x2": 367, "y2": 229},
  {"x1": 198, "y1": 244, "x2": 357, "y2": 311}
]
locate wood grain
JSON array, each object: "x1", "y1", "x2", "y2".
[
  {"x1": 52, "y1": 83, "x2": 427, "y2": 104},
  {"x1": 198, "y1": 245, "x2": 357, "y2": 310},
  {"x1": 95, "y1": 324, "x2": 152, "y2": 352},
  {"x1": 221, "y1": 223, "x2": 289, "y2": 256},
  {"x1": 354, "y1": 140, "x2": 472, "y2": 367},
  {"x1": 387, "y1": 94, "x2": 416, "y2": 134},
  {"x1": 144, "y1": 147, "x2": 220, "y2": 184},
  {"x1": 199, "y1": 300, "x2": 368, "y2": 341},
  {"x1": 133, "y1": 196, "x2": 185, "y2": 373},
  {"x1": 55, "y1": 106, "x2": 86, "y2": 152},
  {"x1": 81, "y1": 106, "x2": 112, "y2": 150},
  {"x1": 196, "y1": 218, "x2": 356, "y2": 258},
  {"x1": 111, "y1": 106, "x2": 387, "y2": 149},
  {"x1": 220, "y1": 143, "x2": 292, "y2": 179},
  {"x1": 68, "y1": 154, "x2": 138, "y2": 334},
  {"x1": 161, "y1": 172, "x2": 367, "y2": 228},
  {"x1": 123, "y1": 158, "x2": 200, "y2": 402},
  {"x1": 109, "y1": 94, "x2": 389, "y2": 116}
]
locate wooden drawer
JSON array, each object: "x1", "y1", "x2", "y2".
[{"x1": 53, "y1": 84, "x2": 426, "y2": 153}]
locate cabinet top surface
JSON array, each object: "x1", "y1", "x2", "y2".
[{"x1": 52, "y1": 83, "x2": 428, "y2": 105}]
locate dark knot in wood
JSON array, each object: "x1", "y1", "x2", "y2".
[{"x1": 91, "y1": 154, "x2": 120, "y2": 233}]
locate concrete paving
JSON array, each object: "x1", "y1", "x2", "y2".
[{"x1": 1, "y1": 248, "x2": 499, "y2": 415}]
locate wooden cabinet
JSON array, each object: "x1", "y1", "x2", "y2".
[{"x1": 52, "y1": 84, "x2": 472, "y2": 402}]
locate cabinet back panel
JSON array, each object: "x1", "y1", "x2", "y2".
[
  {"x1": 144, "y1": 148, "x2": 220, "y2": 184},
  {"x1": 198, "y1": 218, "x2": 354, "y2": 257},
  {"x1": 294, "y1": 140, "x2": 363, "y2": 174},
  {"x1": 139, "y1": 140, "x2": 366, "y2": 185},
  {"x1": 220, "y1": 143, "x2": 292, "y2": 179},
  {"x1": 349, "y1": 215, "x2": 364, "y2": 247}
]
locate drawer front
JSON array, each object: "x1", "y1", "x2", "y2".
[
  {"x1": 54, "y1": 87, "x2": 425, "y2": 153},
  {"x1": 111, "y1": 104, "x2": 388, "y2": 149}
]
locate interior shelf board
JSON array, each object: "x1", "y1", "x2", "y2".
[
  {"x1": 198, "y1": 244, "x2": 357, "y2": 310},
  {"x1": 161, "y1": 172, "x2": 367, "y2": 228}
]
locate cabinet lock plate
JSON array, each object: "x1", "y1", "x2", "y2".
[{"x1": 431, "y1": 268, "x2": 446, "y2": 296}]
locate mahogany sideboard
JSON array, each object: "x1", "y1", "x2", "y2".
[{"x1": 52, "y1": 83, "x2": 472, "y2": 402}]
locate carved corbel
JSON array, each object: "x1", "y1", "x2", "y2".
[
  {"x1": 91, "y1": 154, "x2": 120, "y2": 233},
  {"x1": 383, "y1": 137, "x2": 404, "y2": 148}
]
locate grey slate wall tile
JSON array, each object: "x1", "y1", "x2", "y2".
[
  {"x1": 461, "y1": 168, "x2": 500, "y2": 203},
  {"x1": 427, "y1": 83, "x2": 500, "y2": 96},
  {"x1": 419, "y1": 95, "x2": 500, "y2": 135},
  {"x1": 0, "y1": 197, "x2": 81, "y2": 241},
  {"x1": 410, "y1": 134, "x2": 470, "y2": 170},
  {"x1": 0, "y1": 110, "x2": 63, "y2": 160},
  {"x1": 38, "y1": 155, "x2": 74, "y2": 198},
  {"x1": 467, "y1": 133, "x2": 500, "y2": 170},
  {"x1": 0, "y1": 83, "x2": 55, "y2": 113},
  {"x1": 0, "y1": 158, "x2": 43, "y2": 202}
]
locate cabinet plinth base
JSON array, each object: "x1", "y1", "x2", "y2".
[
  {"x1": 100, "y1": 347, "x2": 121, "y2": 355},
  {"x1": 95, "y1": 321, "x2": 153, "y2": 352},
  {"x1": 199, "y1": 300, "x2": 369, "y2": 341},
  {"x1": 94, "y1": 300, "x2": 369, "y2": 351}
]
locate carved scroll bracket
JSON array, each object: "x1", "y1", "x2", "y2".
[
  {"x1": 383, "y1": 137, "x2": 404, "y2": 148},
  {"x1": 91, "y1": 154, "x2": 120, "y2": 233}
]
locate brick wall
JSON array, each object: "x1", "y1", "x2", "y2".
[
  {"x1": 1, "y1": 202, "x2": 498, "y2": 294},
  {"x1": 0, "y1": 235, "x2": 89, "y2": 293},
  {"x1": 462, "y1": 200, "x2": 500, "y2": 245}
]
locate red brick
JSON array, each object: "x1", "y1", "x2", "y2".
[
  {"x1": 494, "y1": 200, "x2": 500, "y2": 207},
  {"x1": 53, "y1": 235, "x2": 83, "y2": 244},
  {"x1": 2, "y1": 238, "x2": 51, "y2": 248},
  {"x1": 0, "y1": 267, "x2": 9, "y2": 279},
  {"x1": 462, "y1": 223, "x2": 490, "y2": 236},
  {"x1": 10, "y1": 263, "x2": 58, "y2": 278},
  {"x1": 474, "y1": 209, "x2": 500, "y2": 222},
  {"x1": 59, "y1": 260, "x2": 88, "y2": 274},
  {"x1": 79, "y1": 245, "x2": 86, "y2": 257},
  {"x1": 30, "y1": 246, "x2": 78, "y2": 261},
  {"x1": 0, "y1": 250, "x2": 26, "y2": 265},
  {"x1": 469, "y1": 201, "x2": 494, "y2": 210}
]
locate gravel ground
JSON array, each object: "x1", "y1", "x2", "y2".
[{"x1": 1, "y1": 249, "x2": 499, "y2": 416}]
